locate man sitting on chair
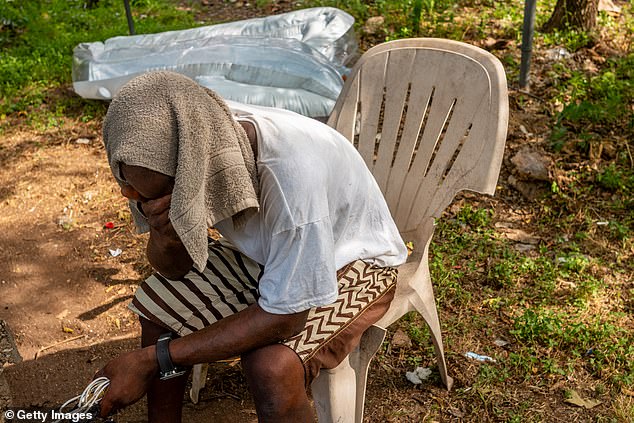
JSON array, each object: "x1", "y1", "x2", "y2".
[{"x1": 96, "y1": 71, "x2": 407, "y2": 422}]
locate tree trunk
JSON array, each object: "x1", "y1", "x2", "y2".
[{"x1": 542, "y1": 0, "x2": 598, "y2": 32}]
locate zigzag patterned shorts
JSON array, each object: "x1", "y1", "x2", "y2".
[{"x1": 129, "y1": 238, "x2": 397, "y2": 384}]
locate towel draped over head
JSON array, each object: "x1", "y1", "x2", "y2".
[{"x1": 103, "y1": 71, "x2": 259, "y2": 271}]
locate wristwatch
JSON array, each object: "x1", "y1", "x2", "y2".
[{"x1": 156, "y1": 333, "x2": 186, "y2": 380}]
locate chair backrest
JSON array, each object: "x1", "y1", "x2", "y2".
[{"x1": 328, "y1": 38, "x2": 508, "y2": 238}]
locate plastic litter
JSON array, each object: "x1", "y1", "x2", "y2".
[
  {"x1": 72, "y1": 7, "x2": 357, "y2": 117},
  {"x1": 53, "y1": 377, "x2": 111, "y2": 423},
  {"x1": 545, "y1": 47, "x2": 572, "y2": 61},
  {"x1": 108, "y1": 248, "x2": 122, "y2": 257},
  {"x1": 465, "y1": 352, "x2": 496, "y2": 362},
  {"x1": 405, "y1": 367, "x2": 432, "y2": 384}
]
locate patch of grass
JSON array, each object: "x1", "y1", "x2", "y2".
[
  {"x1": 510, "y1": 308, "x2": 633, "y2": 383},
  {"x1": 596, "y1": 163, "x2": 633, "y2": 193},
  {"x1": 456, "y1": 203, "x2": 493, "y2": 229},
  {"x1": 541, "y1": 27, "x2": 593, "y2": 51},
  {"x1": 0, "y1": 0, "x2": 198, "y2": 117},
  {"x1": 549, "y1": 54, "x2": 634, "y2": 149}
]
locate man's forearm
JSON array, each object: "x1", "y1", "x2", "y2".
[{"x1": 168, "y1": 303, "x2": 308, "y2": 366}]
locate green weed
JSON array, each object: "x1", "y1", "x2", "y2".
[
  {"x1": 456, "y1": 204, "x2": 493, "y2": 230},
  {"x1": 596, "y1": 163, "x2": 632, "y2": 192},
  {"x1": 0, "y1": 0, "x2": 197, "y2": 116}
]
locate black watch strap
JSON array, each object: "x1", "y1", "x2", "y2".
[{"x1": 156, "y1": 333, "x2": 186, "y2": 380}]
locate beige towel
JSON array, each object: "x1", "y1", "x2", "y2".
[{"x1": 103, "y1": 71, "x2": 259, "y2": 271}]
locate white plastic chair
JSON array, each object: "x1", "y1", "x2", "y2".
[{"x1": 311, "y1": 38, "x2": 509, "y2": 422}]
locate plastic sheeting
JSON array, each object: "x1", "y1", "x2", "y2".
[{"x1": 72, "y1": 7, "x2": 357, "y2": 117}]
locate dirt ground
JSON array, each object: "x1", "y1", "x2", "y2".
[{"x1": 1, "y1": 1, "x2": 630, "y2": 422}]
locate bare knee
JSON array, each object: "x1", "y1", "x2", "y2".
[
  {"x1": 243, "y1": 344, "x2": 303, "y2": 382},
  {"x1": 242, "y1": 344, "x2": 311, "y2": 422}
]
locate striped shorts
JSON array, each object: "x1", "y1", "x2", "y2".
[{"x1": 129, "y1": 238, "x2": 397, "y2": 384}]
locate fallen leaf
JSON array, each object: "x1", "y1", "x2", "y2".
[
  {"x1": 494, "y1": 338, "x2": 509, "y2": 347},
  {"x1": 564, "y1": 389, "x2": 602, "y2": 409},
  {"x1": 499, "y1": 228, "x2": 541, "y2": 244}
]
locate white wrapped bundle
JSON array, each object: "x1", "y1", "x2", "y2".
[{"x1": 72, "y1": 7, "x2": 357, "y2": 117}]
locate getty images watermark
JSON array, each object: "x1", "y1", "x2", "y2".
[{"x1": 3, "y1": 408, "x2": 95, "y2": 422}]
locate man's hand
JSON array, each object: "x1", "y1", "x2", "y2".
[
  {"x1": 142, "y1": 194, "x2": 174, "y2": 236},
  {"x1": 96, "y1": 346, "x2": 158, "y2": 418},
  {"x1": 140, "y1": 194, "x2": 194, "y2": 279}
]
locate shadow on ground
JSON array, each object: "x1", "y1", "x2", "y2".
[{"x1": 3, "y1": 337, "x2": 259, "y2": 423}]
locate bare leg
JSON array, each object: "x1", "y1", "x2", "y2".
[
  {"x1": 140, "y1": 317, "x2": 191, "y2": 423},
  {"x1": 242, "y1": 344, "x2": 313, "y2": 423}
]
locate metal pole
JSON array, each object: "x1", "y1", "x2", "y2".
[
  {"x1": 519, "y1": 0, "x2": 537, "y2": 90},
  {"x1": 123, "y1": 0, "x2": 136, "y2": 35}
]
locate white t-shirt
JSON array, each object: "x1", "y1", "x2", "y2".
[{"x1": 215, "y1": 102, "x2": 408, "y2": 314}]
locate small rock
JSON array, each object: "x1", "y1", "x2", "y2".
[
  {"x1": 514, "y1": 243, "x2": 536, "y2": 253},
  {"x1": 391, "y1": 328, "x2": 412, "y2": 349},
  {"x1": 511, "y1": 147, "x2": 551, "y2": 181},
  {"x1": 508, "y1": 175, "x2": 547, "y2": 201},
  {"x1": 363, "y1": 16, "x2": 385, "y2": 35},
  {"x1": 75, "y1": 138, "x2": 91, "y2": 145},
  {"x1": 494, "y1": 338, "x2": 510, "y2": 347}
]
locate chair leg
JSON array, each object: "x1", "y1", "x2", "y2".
[
  {"x1": 350, "y1": 325, "x2": 387, "y2": 422},
  {"x1": 312, "y1": 356, "x2": 356, "y2": 423},
  {"x1": 189, "y1": 363, "x2": 208, "y2": 404},
  {"x1": 312, "y1": 326, "x2": 387, "y2": 423},
  {"x1": 410, "y1": 290, "x2": 454, "y2": 390}
]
